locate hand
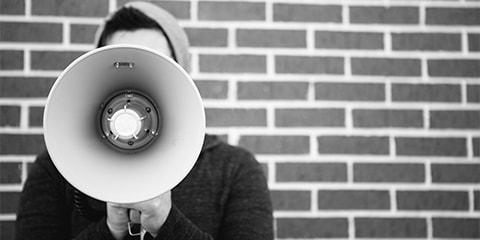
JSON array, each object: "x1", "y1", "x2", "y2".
[{"x1": 106, "y1": 191, "x2": 172, "y2": 239}]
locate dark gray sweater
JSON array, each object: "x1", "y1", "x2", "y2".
[{"x1": 15, "y1": 135, "x2": 273, "y2": 240}]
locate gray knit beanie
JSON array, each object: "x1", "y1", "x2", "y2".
[{"x1": 94, "y1": 1, "x2": 191, "y2": 72}]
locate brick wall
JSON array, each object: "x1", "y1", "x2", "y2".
[{"x1": 1, "y1": 0, "x2": 480, "y2": 239}]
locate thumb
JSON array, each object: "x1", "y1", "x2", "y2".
[{"x1": 106, "y1": 203, "x2": 129, "y2": 239}]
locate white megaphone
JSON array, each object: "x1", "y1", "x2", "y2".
[{"x1": 43, "y1": 45, "x2": 205, "y2": 204}]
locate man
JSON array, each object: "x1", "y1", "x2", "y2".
[{"x1": 15, "y1": 2, "x2": 273, "y2": 239}]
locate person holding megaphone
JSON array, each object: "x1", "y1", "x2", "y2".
[{"x1": 15, "y1": 2, "x2": 273, "y2": 240}]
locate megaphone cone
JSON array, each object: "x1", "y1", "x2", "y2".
[{"x1": 44, "y1": 45, "x2": 205, "y2": 204}]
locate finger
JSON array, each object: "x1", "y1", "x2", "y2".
[{"x1": 129, "y1": 209, "x2": 141, "y2": 224}]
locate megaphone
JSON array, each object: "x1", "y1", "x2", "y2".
[{"x1": 43, "y1": 45, "x2": 205, "y2": 204}]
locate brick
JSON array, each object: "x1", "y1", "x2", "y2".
[
  {"x1": 275, "y1": 56, "x2": 343, "y2": 74},
  {"x1": 0, "y1": 22, "x2": 62, "y2": 43},
  {"x1": 350, "y1": 6, "x2": 419, "y2": 24},
  {"x1": 239, "y1": 135, "x2": 309, "y2": 155},
  {"x1": 353, "y1": 109, "x2": 423, "y2": 128},
  {"x1": 315, "y1": 82, "x2": 385, "y2": 101},
  {"x1": 433, "y1": 218, "x2": 480, "y2": 238},
  {"x1": 351, "y1": 57, "x2": 421, "y2": 76},
  {"x1": 237, "y1": 81, "x2": 308, "y2": 100},
  {"x1": 427, "y1": 8, "x2": 480, "y2": 25},
  {"x1": 198, "y1": 1, "x2": 265, "y2": 21},
  {"x1": 430, "y1": 110, "x2": 480, "y2": 129},
  {"x1": 0, "y1": 162, "x2": 22, "y2": 184},
  {"x1": 0, "y1": 191, "x2": 20, "y2": 213},
  {"x1": 317, "y1": 136, "x2": 389, "y2": 155},
  {"x1": 474, "y1": 138, "x2": 480, "y2": 156},
  {"x1": 0, "y1": 134, "x2": 45, "y2": 154},
  {"x1": 194, "y1": 80, "x2": 228, "y2": 99},
  {"x1": 205, "y1": 108, "x2": 266, "y2": 127},
  {"x1": 185, "y1": 28, "x2": 228, "y2": 47},
  {"x1": 0, "y1": 221, "x2": 15, "y2": 240},
  {"x1": 0, "y1": 0, "x2": 24, "y2": 15},
  {"x1": 428, "y1": 59, "x2": 480, "y2": 77},
  {"x1": 275, "y1": 108, "x2": 345, "y2": 127},
  {"x1": 0, "y1": 106, "x2": 20, "y2": 127},
  {"x1": 318, "y1": 190, "x2": 389, "y2": 210},
  {"x1": 396, "y1": 137, "x2": 466, "y2": 156},
  {"x1": 261, "y1": 163, "x2": 268, "y2": 178},
  {"x1": 354, "y1": 163, "x2": 425, "y2": 183},
  {"x1": 118, "y1": 0, "x2": 190, "y2": 19},
  {"x1": 29, "y1": 106, "x2": 44, "y2": 127},
  {"x1": 432, "y1": 164, "x2": 480, "y2": 183},
  {"x1": 467, "y1": 85, "x2": 480, "y2": 102},
  {"x1": 276, "y1": 162, "x2": 347, "y2": 182},
  {"x1": 475, "y1": 191, "x2": 480, "y2": 210},
  {"x1": 468, "y1": 34, "x2": 480, "y2": 51},
  {"x1": 0, "y1": 50, "x2": 23, "y2": 70},
  {"x1": 70, "y1": 24, "x2": 98, "y2": 44},
  {"x1": 315, "y1": 31, "x2": 383, "y2": 50},
  {"x1": 271, "y1": 190, "x2": 311, "y2": 210},
  {"x1": 31, "y1": 51, "x2": 86, "y2": 70},
  {"x1": 237, "y1": 29, "x2": 306, "y2": 48},
  {"x1": 199, "y1": 54, "x2": 266, "y2": 73},
  {"x1": 355, "y1": 218, "x2": 427, "y2": 238},
  {"x1": 32, "y1": 0, "x2": 108, "y2": 17},
  {"x1": 0, "y1": 77, "x2": 55, "y2": 98},
  {"x1": 277, "y1": 218, "x2": 348, "y2": 238},
  {"x1": 392, "y1": 33, "x2": 461, "y2": 51},
  {"x1": 392, "y1": 84, "x2": 461, "y2": 102},
  {"x1": 273, "y1": 4, "x2": 342, "y2": 23},
  {"x1": 397, "y1": 191, "x2": 469, "y2": 210}
]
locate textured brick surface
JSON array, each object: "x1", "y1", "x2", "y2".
[
  {"x1": 392, "y1": 33, "x2": 461, "y2": 51},
  {"x1": 185, "y1": 28, "x2": 228, "y2": 47},
  {"x1": 198, "y1": 1, "x2": 265, "y2": 21},
  {"x1": 0, "y1": 50, "x2": 23, "y2": 70},
  {"x1": 275, "y1": 108, "x2": 345, "y2": 127},
  {"x1": 70, "y1": 24, "x2": 98, "y2": 44},
  {"x1": 0, "y1": 191, "x2": 20, "y2": 214},
  {"x1": 427, "y1": 8, "x2": 480, "y2": 25},
  {"x1": 205, "y1": 108, "x2": 266, "y2": 127},
  {"x1": 433, "y1": 218, "x2": 480, "y2": 238},
  {"x1": 467, "y1": 85, "x2": 480, "y2": 102},
  {"x1": 355, "y1": 218, "x2": 427, "y2": 238},
  {"x1": 199, "y1": 54, "x2": 266, "y2": 73},
  {"x1": 468, "y1": 34, "x2": 480, "y2": 51},
  {"x1": 430, "y1": 110, "x2": 480, "y2": 129},
  {"x1": 397, "y1": 191, "x2": 469, "y2": 210},
  {"x1": 315, "y1": 31, "x2": 383, "y2": 50},
  {"x1": 317, "y1": 136, "x2": 389, "y2": 155},
  {"x1": 277, "y1": 218, "x2": 348, "y2": 238},
  {"x1": 475, "y1": 191, "x2": 480, "y2": 210},
  {"x1": 118, "y1": 0, "x2": 190, "y2": 19},
  {"x1": 271, "y1": 190, "x2": 311, "y2": 210},
  {"x1": 239, "y1": 135, "x2": 309, "y2": 155},
  {"x1": 353, "y1": 109, "x2": 423, "y2": 128},
  {"x1": 432, "y1": 164, "x2": 480, "y2": 183},
  {"x1": 194, "y1": 80, "x2": 228, "y2": 99},
  {"x1": 396, "y1": 137, "x2": 466, "y2": 156},
  {"x1": 237, "y1": 29, "x2": 306, "y2": 48},
  {"x1": 317, "y1": 190, "x2": 389, "y2": 210},
  {"x1": 0, "y1": 221, "x2": 14, "y2": 240},
  {"x1": 0, "y1": 106, "x2": 20, "y2": 127},
  {"x1": 0, "y1": 162, "x2": 22, "y2": 184},
  {"x1": 0, "y1": 134, "x2": 45, "y2": 154},
  {"x1": 275, "y1": 56, "x2": 343, "y2": 74},
  {"x1": 0, "y1": 77, "x2": 55, "y2": 98},
  {"x1": 351, "y1": 58, "x2": 421, "y2": 76},
  {"x1": 391, "y1": 84, "x2": 461, "y2": 102},
  {"x1": 29, "y1": 106, "x2": 44, "y2": 127},
  {"x1": 276, "y1": 162, "x2": 347, "y2": 182},
  {"x1": 474, "y1": 138, "x2": 480, "y2": 157},
  {"x1": 238, "y1": 81, "x2": 308, "y2": 100},
  {"x1": 0, "y1": 0, "x2": 24, "y2": 15},
  {"x1": 428, "y1": 59, "x2": 480, "y2": 77},
  {"x1": 0, "y1": 22, "x2": 62, "y2": 43},
  {"x1": 354, "y1": 163, "x2": 425, "y2": 183},
  {"x1": 350, "y1": 6, "x2": 419, "y2": 24},
  {"x1": 31, "y1": 51, "x2": 85, "y2": 70},
  {"x1": 32, "y1": 0, "x2": 108, "y2": 17},
  {"x1": 273, "y1": 4, "x2": 342, "y2": 23},
  {"x1": 315, "y1": 82, "x2": 385, "y2": 101}
]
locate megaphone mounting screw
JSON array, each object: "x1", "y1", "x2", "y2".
[
  {"x1": 107, "y1": 108, "x2": 113, "y2": 114},
  {"x1": 128, "y1": 141, "x2": 134, "y2": 145},
  {"x1": 146, "y1": 107, "x2": 151, "y2": 113}
]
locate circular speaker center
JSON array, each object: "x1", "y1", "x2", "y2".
[{"x1": 110, "y1": 109, "x2": 142, "y2": 139}]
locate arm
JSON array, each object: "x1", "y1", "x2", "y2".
[{"x1": 15, "y1": 152, "x2": 115, "y2": 240}]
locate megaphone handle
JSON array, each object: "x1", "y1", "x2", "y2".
[{"x1": 127, "y1": 209, "x2": 147, "y2": 240}]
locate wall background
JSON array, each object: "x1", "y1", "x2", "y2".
[{"x1": 1, "y1": 0, "x2": 480, "y2": 239}]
